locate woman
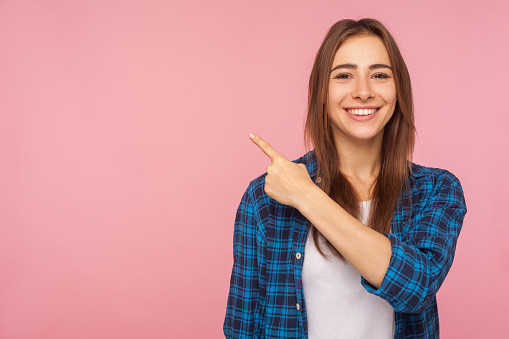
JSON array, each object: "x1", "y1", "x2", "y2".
[{"x1": 224, "y1": 18, "x2": 467, "y2": 338}]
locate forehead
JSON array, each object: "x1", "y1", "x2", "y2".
[{"x1": 332, "y1": 35, "x2": 391, "y2": 66}]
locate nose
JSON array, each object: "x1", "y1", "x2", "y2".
[{"x1": 352, "y1": 77, "x2": 375, "y2": 101}]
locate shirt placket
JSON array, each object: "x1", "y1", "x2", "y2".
[{"x1": 292, "y1": 210, "x2": 310, "y2": 338}]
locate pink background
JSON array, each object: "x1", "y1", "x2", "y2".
[{"x1": 1, "y1": 0, "x2": 507, "y2": 338}]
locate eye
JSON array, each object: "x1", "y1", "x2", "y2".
[
  {"x1": 334, "y1": 73, "x2": 351, "y2": 79},
  {"x1": 373, "y1": 73, "x2": 390, "y2": 79}
]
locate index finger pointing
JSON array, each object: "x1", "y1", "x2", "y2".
[{"x1": 249, "y1": 133, "x2": 282, "y2": 161}]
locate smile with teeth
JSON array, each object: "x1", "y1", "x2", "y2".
[{"x1": 346, "y1": 108, "x2": 379, "y2": 116}]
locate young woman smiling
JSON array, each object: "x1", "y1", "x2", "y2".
[{"x1": 224, "y1": 18, "x2": 467, "y2": 339}]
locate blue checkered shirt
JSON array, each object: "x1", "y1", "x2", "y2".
[{"x1": 224, "y1": 150, "x2": 467, "y2": 338}]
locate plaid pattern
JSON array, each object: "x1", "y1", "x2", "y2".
[{"x1": 224, "y1": 150, "x2": 467, "y2": 338}]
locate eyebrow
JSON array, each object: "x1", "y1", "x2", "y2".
[{"x1": 330, "y1": 63, "x2": 393, "y2": 72}]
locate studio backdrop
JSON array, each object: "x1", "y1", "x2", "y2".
[{"x1": 1, "y1": 0, "x2": 507, "y2": 338}]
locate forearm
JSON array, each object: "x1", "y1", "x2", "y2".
[{"x1": 296, "y1": 185, "x2": 392, "y2": 288}]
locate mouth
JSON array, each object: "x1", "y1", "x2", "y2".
[{"x1": 345, "y1": 107, "x2": 380, "y2": 116}]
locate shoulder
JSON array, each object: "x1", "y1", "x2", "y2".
[
  {"x1": 410, "y1": 162, "x2": 463, "y2": 187},
  {"x1": 408, "y1": 162, "x2": 467, "y2": 212}
]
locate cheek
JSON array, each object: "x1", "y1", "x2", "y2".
[
  {"x1": 380, "y1": 86, "x2": 397, "y2": 104},
  {"x1": 382, "y1": 105, "x2": 396, "y2": 126},
  {"x1": 327, "y1": 84, "x2": 348, "y2": 105}
]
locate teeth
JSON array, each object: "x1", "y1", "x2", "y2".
[{"x1": 347, "y1": 108, "x2": 378, "y2": 115}]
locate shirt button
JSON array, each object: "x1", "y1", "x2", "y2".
[
  {"x1": 296, "y1": 252, "x2": 302, "y2": 259},
  {"x1": 296, "y1": 303, "x2": 300, "y2": 311}
]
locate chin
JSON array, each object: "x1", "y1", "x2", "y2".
[{"x1": 349, "y1": 130, "x2": 384, "y2": 142}]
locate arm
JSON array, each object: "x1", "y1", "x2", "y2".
[
  {"x1": 298, "y1": 170, "x2": 466, "y2": 313},
  {"x1": 224, "y1": 183, "x2": 267, "y2": 338},
  {"x1": 359, "y1": 172, "x2": 467, "y2": 313},
  {"x1": 298, "y1": 171, "x2": 466, "y2": 313}
]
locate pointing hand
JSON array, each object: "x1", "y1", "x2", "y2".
[{"x1": 249, "y1": 133, "x2": 315, "y2": 209}]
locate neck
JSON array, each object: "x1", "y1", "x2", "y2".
[{"x1": 333, "y1": 132, "x2": 383, "y2": 180}]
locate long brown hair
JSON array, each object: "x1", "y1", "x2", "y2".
[{"x1": 304, "y1": 18, "x2": 416, "y2": 261}]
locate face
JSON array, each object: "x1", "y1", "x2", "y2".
[{"x1": 327, "y1": 35, "x2": 397, "y2": 145}]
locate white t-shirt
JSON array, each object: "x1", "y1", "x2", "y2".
[{"x1": 302, "y1": 200, "x2": 395, "y2": 339}]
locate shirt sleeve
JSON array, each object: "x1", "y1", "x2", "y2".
[
  {"x1": 361, "y1": 170, "x2": 467, "y2": 314},
  {"x1": 224, "y1": 182, "x2": 267, "y2": 338}
]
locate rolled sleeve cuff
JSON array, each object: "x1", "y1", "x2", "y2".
[{"x1": 361, "y1": 233, "x2": 431, "y2": 314}]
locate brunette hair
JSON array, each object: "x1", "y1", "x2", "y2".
[{"x1": 304, "y1": 18, "x2": 416, "y2": 261}]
